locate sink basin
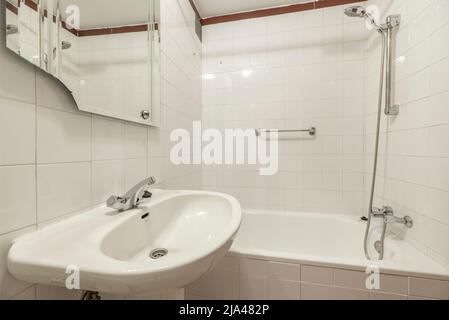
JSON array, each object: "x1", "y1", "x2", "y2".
[{"x1": 7, "y1": 190, "x2": 242, "y2": 295}]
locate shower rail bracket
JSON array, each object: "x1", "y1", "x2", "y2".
[
  {"x1": 386, "y1": 104, "x2": 400, "y2": 116},
  {"x1": 386, "y1": 14, "x2": 401, "y2": 28}
]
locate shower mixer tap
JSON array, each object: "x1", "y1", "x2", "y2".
[{"x1": 371, "y1": 206, "x2": 413, "y2": 228}]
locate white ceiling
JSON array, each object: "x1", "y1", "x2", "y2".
[
  {"x1": 59, "y1": 0, "x2": 149, "y2": 29},
  {"x1": 8, "y1": 0, "x2": 149, "y2": 29},
  {"x1": 193, "y1": 0, "x2": 311, "y2": 18}
]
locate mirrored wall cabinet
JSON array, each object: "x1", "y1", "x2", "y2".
[{"x1": 5, "y1": 0, "x2": 161, "y2": 126}]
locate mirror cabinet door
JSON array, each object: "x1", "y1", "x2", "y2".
[
  {"x1": 40, "y1": 0, "x2": 59, "y2": 75},
  {"x1": 6, "y1": 0, "x2": 40, "y2": 66},
  {"x1": 4, "y1": 0, "x2": 160, "y2": 127},
  {"x1": 150, "y1": 0, "x2": 161, "y2": 127}
]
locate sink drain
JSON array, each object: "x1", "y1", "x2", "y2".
[{"x1": 150, "y1": 248, "x2": 168, "y2": 259}]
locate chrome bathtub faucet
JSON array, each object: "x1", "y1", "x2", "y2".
[
  {"x1": 371, "y1": 206, "x2": 413, "y2": 228},
  {"x1": 107, "y1": 177, "x2": 156, "y2": 212}
]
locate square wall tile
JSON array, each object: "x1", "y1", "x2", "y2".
[
  {"x1": 0, "y1": 97, "x2": 35, "y2": 165},
  {"x1": 409, "y1": 277, "x2": 449, "y2": 300},
  {"x1": 333, "y1": 269, "x2": 367, "y2": 290},
  {"x1": 301, "y1": 265, "x2": 333, "y2": 285},
  {"x1": 323, "y1": 6, "x2": 343, "y2": 26},
  {"x1": 148, "y1": 128, "x2": 163, "y2": 158},
  {"x1": 0, "y1": 44, "x2": 36, "y2": 104},
  {"x1": 125, "y1": 124, "x2": 148, "y2": 159},
  {"x1": 269, "y1": 279, "x2": 300, "y2": 300},
  {"x1": 0, "y1": 166, "x2": 36, "y2": 235},
  {"x1": 269, "y1": 262, "x2": 301, "y2": 281},
  {"x1": 379, "y1": 274, "x2": 409, "y2": 295},
  {"x1": 92, "y1": 116, "x2": 125, "y2": 161},
  {"x1": 37, "y1": 162, "x2": 91, "y2": 223},
  {"x1": 300, "y1": 283, "x2": 335, "y2": 300},
  {"x1": 212, "y1": 271, "x2": 239, "y2": 300},
  {"x1": 425, "y1": 219, "x2": 449, "y2": 262},
  {"x1": 303, "y1": 10, "x2": 322, "y2": 29},
  {"x1": 430, "y1": 56, "x2": 449, "y2": 95},
  {"x1": 92, "y1": 160, "x2": 125, "y2": 205},
  {"x1": 240, "y1": 258, "x2": 269, "y2": 277},
  {"x1": 37, "y1": 107, "x2": 92, "y2": 164},
  {"x1": 240, "y1": 275, "x2": 270, "y2": 300},
  {"x1": 125, "y1": 158, "x2": 148, "y2": 190},
  {"x1": 215, "y1": 256, "x2": 240, "y2": 273}
]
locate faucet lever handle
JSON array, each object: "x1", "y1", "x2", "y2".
[
  {"x1": 107, "y1": 196, "x2": 128, "y2": 211},
  {"x1": 382, "y1": 206, "x2": 394, "y2": 216},
  {"x1": 142, "y1": 191, "x2": 153, "y2": 199},
  {"x1": 107, "y1": 177, "x2": 156, "y2": 211}
]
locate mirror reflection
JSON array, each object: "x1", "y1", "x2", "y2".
[
  {"x1": 4, "y1": 0, "x2": 160, "y2": 126},
  {"x1": 6, "y1": 0, "x2": 40, "y2": 66}
]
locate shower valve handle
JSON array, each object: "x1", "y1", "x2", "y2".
[
  {"x1": 371, "y1": 206, "x2": 394, "y2": 218},
  {"x1": 371, "y1": 206, "x2": 413, "y2": 228}
]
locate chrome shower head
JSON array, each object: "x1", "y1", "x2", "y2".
[
  {"x1": 344, "y1": 6, "x2": 383, "y2": 33},
  {"x1": 344, "y1": 6, "x2": 367, "y2": 18}
]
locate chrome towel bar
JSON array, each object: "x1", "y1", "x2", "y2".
[{"x1": 255, "y1": 127, "x2": 316, "y2": 137}]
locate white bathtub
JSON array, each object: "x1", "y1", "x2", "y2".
[{"x1": 229, "y1": 210, "x2": 449, "y2": 281}]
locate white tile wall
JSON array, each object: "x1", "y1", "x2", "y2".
[
  {"x1": 187, "y1": 255, "x2": 449, "y2": 300},
  {"x1": 0, "y1": 166, "x2": 36, "y2": 234},
  {"x1": 201, "y1": 2, "x2": 368, "y2": 214},
  {"x1": 1, "y1": 0, "x2": 449, "y2": 301},
  {"x1": 92, "y1": 116, "x2": 126, "y2": 161},
  {"x1": 365, "y1": 0, "x2": 449, "y2": 270},
  {"x1": 0, "y1": 98, "x2": 35, "y2": 165},
  {"x1": 188, "y1": 0, "x2": 449, "y2": 300},
  {"x1": 36, "y1": 107, "x2": 92, "y2": 164},
  {"x1": 0, "y1": 0, "x2": 201, "y2": 299},
  {"x1": 36, "y1": 162, "x2": 91, "y2": 222}
]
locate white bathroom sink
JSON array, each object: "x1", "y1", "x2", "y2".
[{"x1": 7, "y1": 190, "x2": 241, "y2": 295}]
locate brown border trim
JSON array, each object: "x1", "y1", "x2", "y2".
[
  {"x1": 61, "y1": 21, "x2": 79, "y2": 36},
  {"x1": 111, "y1": 24, "x2": 149, "y2": 35},
  {"x1": 78, "y1": 24, "x2": 149, "y2": 37},
  {"x1": 201, "y1": 2, "x2": 314, "y2": 25},
  {"x1": 200, "y1": 0, "x2": 367, "y2": 26},
  {"x1": 6, "y1": 1, "x2": 18, "y2": 15},
  {"x1": 315, "y1": 0, "x2": 366, "y2": 9},
  {"x1": 24, "y1": 0, "x2": 38, "y2": 11}
]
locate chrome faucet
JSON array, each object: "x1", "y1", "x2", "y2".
[
  {"x1": 371, "y1": 206, "x2": 413, "y2": 228},
  {"x1": 107, "y1": 177, "x2": 156, "y2": 212},
  {"x1": 370, "y1": 206, "x2": 414, "y2": 259}
]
